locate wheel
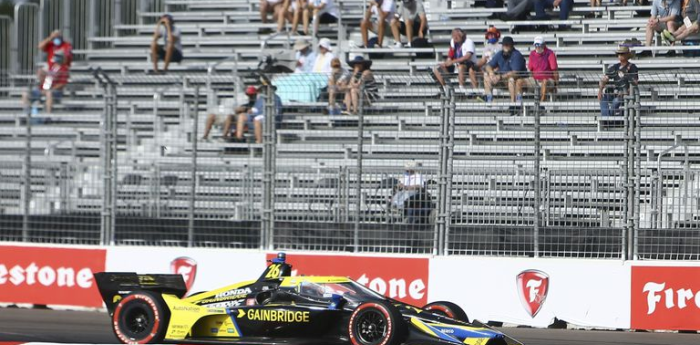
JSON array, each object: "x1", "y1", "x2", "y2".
[
  {"x1": 112, "y1": 291, "x2": 170, "y2": 344},
  {"x1": 422, "y1": 301, "x2": 469, "y2": 323},
  {"x1": 348, "y1": 301, "x2": 406, "y2": 345}
]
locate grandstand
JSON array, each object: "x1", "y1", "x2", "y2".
[{"x1": 1, "y1": 0, "x2": 700, "y2": 260}]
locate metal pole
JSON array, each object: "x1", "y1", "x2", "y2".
[
  {"x1": 434, "y1": 85, "x2": 447, "y2": 256},
  {"x1": 22, "y1": 83, "x2": 33, "y2": 242},
  {"x1": 188, "y1": 86, "x2": 200, "y2": 247},
  {"x1": 633, "y1": 87, "x2": 641, "y2": 259},
  {"x1": 261, "y1": 81, "x2": 276, "y2": 250},
  {"x1": 353, "y1": 83, "x2": 365, "y2": 253},
  {"x1": 443, "y1": 85, "x2": 456, "y2": 255},
  {"x1": 533, "y1": 83, "x2": 541, "y2": 257},
  {"x1": 110, "y1": 81, "x2": 117, "y2": 244}
]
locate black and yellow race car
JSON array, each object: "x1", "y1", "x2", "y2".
[{"x1": 94, "y1": 253, "x2": 521, "y2": 345}]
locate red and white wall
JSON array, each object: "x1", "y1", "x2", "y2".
[{"x1": 1, "y1": 243, "x2": 700, "y2": 331}]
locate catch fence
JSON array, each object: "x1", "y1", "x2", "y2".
[{"x1": 1, "y1": 68, "x2": 700, "y2": 260}]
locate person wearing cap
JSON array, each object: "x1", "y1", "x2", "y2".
[
  {"x1": 392, "y1": 161, "x2": 433, "y2": 224},
  {"x1": 662, "y1": 0, "x2": 699, "y2": 45},
  {"x1": 150, "y1": 14, "x2": 183, "y2": 73},
  {"x1": 483, "y1": 36, "x2": 526, "y2": 104},
  {"x1": 344, "y1": 56, "x2": 379, "y2": 115},
  {"x1": 516, "y1": 36, "x2": 558, "y2": 103},
  {"x1": 598, "y1": 46, "x2": 638, "y2": 117},
  {"x1": 202, "y1": 86, "x2": 259, "y2": 141},
  {"x1": 533, "y1": 0, "x2": 573, "y2": 21},
  {"x1": 293, "y1": 39, "x2": 317, "y2": 73},
  {"x1": 433, "y1": 28, "x2": 478, "y2": 92},
  {"x1": 474, "y1": 26, "x2": 502, "y2": 89},
  {"x1": 236, "y1": 85, "x2": 283, "y2": 143},
  {"x1": 22, "y1": 50, "x2": 70, "y2": 114},
  {"x1": 291, "y1": 0, "x2": 338, "y2": 36},
  {"x1": 390, "y1": 0, "x2": 428, "y2": 48},
  {"x1": 312, "y1": 38, "x2": 335, "y2": 73},
  {"x1": 361, "y1": 0, "x2": 397, "y2": 48},
  {"x1": 640, "y1": 0, "x2": 681, "y2": 56}
]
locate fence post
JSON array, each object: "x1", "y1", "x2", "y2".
[
  {"x1": 633, "y1": 86, "x2": 641, "y2": 259},
  {"x1": 22, "y1": 83, "x2": 33, "y2": 242},
  {"x1": 434, "y1": 82, "x2": 454, "y2": 256},
  {"x1": 353, "y1": 82, "x2": 365, "y2": 253},
  {"x1": 622, "y1": 87, "x2": 635, "y2": 260},
  {"x1": 94, "y1": 69, "x2": 117, "y2": 245},
  {"x1": 187, "y1": 86, "x2": 200, "y2": 247},
  {"x1": 533, "y1": 83, "x2": 542, "y2": 257},
  {"x1": 261, "y1": 80, "x2": 277, "y2": 250}
]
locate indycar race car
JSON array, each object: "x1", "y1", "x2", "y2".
[{"x1": 94, "y1": 253, "x2": 521, "y2": 345}]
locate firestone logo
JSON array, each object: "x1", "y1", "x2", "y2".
[
  {"x1": 0, "y1": 263, "x2": 94, "y2": 288},
  {"x1": 643, "y1": 282, "x2": 700, "y2": 314},
  {"x1": 170, "y1": 257, "x2": 197, "y2": 293},
  {"x1": 516, "y1": 269, "x2": 549, "y2": 318}
]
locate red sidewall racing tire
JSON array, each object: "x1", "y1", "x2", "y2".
[
  {"x1": 348, "y1": 301, "x2": 406, "y2": 345},
  {"x1": 422, "y1": 301, "x2": 469, "y2": 323},
  {"x1": 112, "y1": 291, "x2": 170, "y2": 344}
]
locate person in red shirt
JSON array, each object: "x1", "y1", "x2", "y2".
[
  {"x1": 516, "y1": 36, "x2": 558, "y2": 103},
  {"x1": 22, "y1": 51, "x2": 70, "y2": 114},
  {"x1": 38, "y1": 30, "x2": 73, "y2": 69}
]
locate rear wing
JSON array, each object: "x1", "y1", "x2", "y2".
[{"x1": 94, "y1": 272, "x2": 187, "y2": 314}]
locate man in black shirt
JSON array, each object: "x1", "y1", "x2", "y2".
[{"x1": 598, "y1": 46, "x2": 638, "y2": 117}]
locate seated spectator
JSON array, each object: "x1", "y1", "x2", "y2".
[
  {"x1": 293, "y1": 39, "x2": 316, "y2": 73},
  {"x1": 483, "y1": 36, "x2": 526, "y2": 104},
  {"x1": 433, "y1": 28, "x2": 478, "y2": 92},
  {"x1": 516, "y1": 36, "x2": 559, "y2": 103},
  {"x1": 236, "y1": 85, "x2": 283, "y2": 143},
  {"x1": 38, "y1": 30, "x2": 73, "y2": 70},
  {"x1": 662, "y1": 0, "x2": 699, "y2": 43},
  {"x1": 328, "y1": 57, "x2": 350, "y2": 113},
  {"x1": 475, "y1": 26, "x2": 503, "y2": 88},
  {"x1": 344, "y1": 56, "x2": 379, "y2": 115},
  {"x1": 291, "y1": 0, "x2": 338, "y2": 36},
  {"x1": 390, "y1": 0, "x2": 428, "y2": 48},
  {"x1": 260, "y1": 0, "x2": 290, "y2": 33},
  {"x1": 361, "y1": 0, "x2": 397, "y2": 48},
  {"x1": 150, "y1": 14, "x2": 183, "y2": 74},
  {"x1": 598, "y1": 46, "x2": 638, "y2": 117},
  {"x1": 392, "y1": 160, "x2": 433, "y2": 224},
  {"x1": 501, "y1": 0, "x2": 535, "y2": 20},
  {"x1": 202, "y1": 86, "x2": 258, "y2": 140},
  {"x1": 639, "y1": 0, "x2": 681, "y2": 57},
  {"x1": 22, "y1": 51, "x2": 69, "y2": 114},
  {"x1": 534, "y1": 0, "x2": 573, "y2": 21},
  {"x1": 312, "y1": 38, "x2": 335, "y2": 73}
]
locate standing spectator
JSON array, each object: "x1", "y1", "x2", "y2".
[
  {"x1": 150, "y1": 14, "x2": 183, "y2": 74},
  {"x1": 516, "y1": 36, "x2": 559, "y2": 103},
  {"x1": 361, "y1": 0, "x2": 397, "y2": 48},
  {"x1": 483, "y1": 36, "x2": 526, "y2": 104},
  {"x1": 291, "y1": 0, "x2": 338, "y2": 36},
  {"x1": 475, "y1": 26, "x2": 503, "y2": 88},
  {"x1": 344, "y1": 56, "x2": 379, "y2": 115},
  {"x1": 328, "y1": 57, "x2": 350, "y2": 113},
  {"x1": 293, "y1": 39, "x2": 317, "y2": 73},
  {"x1": 260, "y1": 0, "x2": 290, "y2": 33},
  {"x1": 662, "y1": 0, "x2": 700, "y2": 43},
  {"x1": 235, "y1": 85, "x2": 283, "y2": 143},
  {"x1": 390, "y1": 0, "x2": 428, "y2": 48},
  {"x1": 640, "y1": 0, "x2": 681, "y2": 57},
  {"x1": 598, "y1": 46, "x2": 639, "y2": 117},
  {"x1": 202, "y1": 86, "x2": 258, "y2": 140},
  {"x1": 433, "y1": 28, "x2": 478, "y2": 92},
  {"x1": 534, "y1": 0, "x2": 574, "y2": 21},
  {"x1": 312, "y1": 38, "x2": 335, "y2": 73},
  {"x1": 22, "y1": 51, "x2": 69, "y2": 114}
]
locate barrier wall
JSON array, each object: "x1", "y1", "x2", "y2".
[{"x1": 1, "y1": 243, "x2": 700, "y2": 331}]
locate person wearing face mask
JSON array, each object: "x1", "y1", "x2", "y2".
[
  {"x1": 482, "y1": 36, "x2": 526, "y2": 105},
  {"x1": 475, "y1": 26, "x2": 502, "y2": 89},
  {"x1": 38, "y1": 30, "x2": 73, "y2": 70},
  {"x1": 516, "y1": 36, "x2": 559, "y2": 103}
]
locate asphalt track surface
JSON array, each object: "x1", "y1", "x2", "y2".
[{"x1": 1, "y1": 308, "x2": 699, "y2": 345}]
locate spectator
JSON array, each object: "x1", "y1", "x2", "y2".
[
  {"x1": 585, "y1": 0, "x2": 601, "y2": 18},
  {"x1": 501, "y1": 0, "x2": 535, "y2": 20},
  {"x1": 344, "y1": 56, "x2": 379, "y2": 115},
  {"x1": 639, "y1": 0, "x2": 681, "y2": 57},
  {"x1": 150, "y1": 14, "x2": 183, "y2": 74},
  {"x1": 475, "y1": 26, "x2": 503, "y2": 88},
  {"x1": 312, "y1": 38, "x2": 335, "y2": 73},
  {"x1": 293, "y1": 39, "x2": 317, "y2": 73},
  {"x1": 361, "y1": 0, "x2": 397, "y2": 48},
  {"x1": 236, "y1": 85, "x2": 283, "y2": 143},
  {"x1": 202, "y1": 86, "x2": 258, "y2": 140},
  {"x1": 328, "y1": 57, "x2": 350, "y2": 113},
  {"x1": 662, "y1": 0, "x2": 700, "y2": 43},
  {"x1": 391, "y1": 161, "x2": 433, "y2": 224},
  {"x1": 291, "y1": 0, "x2": 338, "y2": 36},
  {"x1": 598, "y1": 46, "x2": 638, "y2": 117},
  {"x1": 534, "y1": 0, "x2": 573, "y2": 21},
  {"x1": 38, "y1": 30, "x2": 73, "y2": 70},
  {"x1": 433, "y1": 28, "x2": 478, "y2": 92},
  {"x1": 260, "y1": 0, "x2": 290, "y2": 33},
  {"x1": 483, "y1": 36, "x2": 526, "y2": 104},
  {"x1": 22, "y1": 51, "x2": 69, "y2": 114},
  {"x1": 516, "y1": 36, "x2": 559, "y2": 103},
  {"x1": 390, "y1": 0, "x2": 428, "y2": 48}
]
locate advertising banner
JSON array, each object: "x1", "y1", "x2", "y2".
[{"x1": 631, "y1": 266, "x2": 700, "y2": 330}]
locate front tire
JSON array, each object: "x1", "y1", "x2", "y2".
[
  {"x1": 348, "y1": 301, "x2": 406, "y2": 345},
  {"x1": 112, "y1": 291, "x2": 170, "y2": 344},
  {"x1": 422, "y1": 301, "x2": 469, "y2": 323}
]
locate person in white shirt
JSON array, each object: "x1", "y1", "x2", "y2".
[
  {"x1": 293, "y1": 39, "x2": 317, "y2": 73},
  {"x1": 433, "y1": 28, "x2": 478, "y2": 91},
  {"x1": 392, "y1": 160, "x2": 432, "y2": 224},
  {"x1": 361, "y1": 0, "x2": 397, "y2": 48},
  {"x1": 476, "y1": 26, "x2": 502, "y2": 88},
  {"x1": 312, "y1": 38, "x2": 335, "y2": 73},
  {"x1": 291, "y1": 0, "x2": 339, "y2": 36},
  {"x1": 150, "y1": 14, "x2": 183, "y2": 73}
]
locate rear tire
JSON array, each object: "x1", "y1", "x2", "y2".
[
  {"x1": 422, "y1": 301, "x2": 469, "y2": 323},
  {"x1": 112, "y1": 291, "x2": 170, "y2": 344},
  {"x1": 348, "y1": 301, "x2": 406, "y2": 345}
]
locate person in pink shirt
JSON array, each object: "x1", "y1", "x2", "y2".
[{"x1": 516, "y1": 36, "x2": 559, "y2": 103}]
